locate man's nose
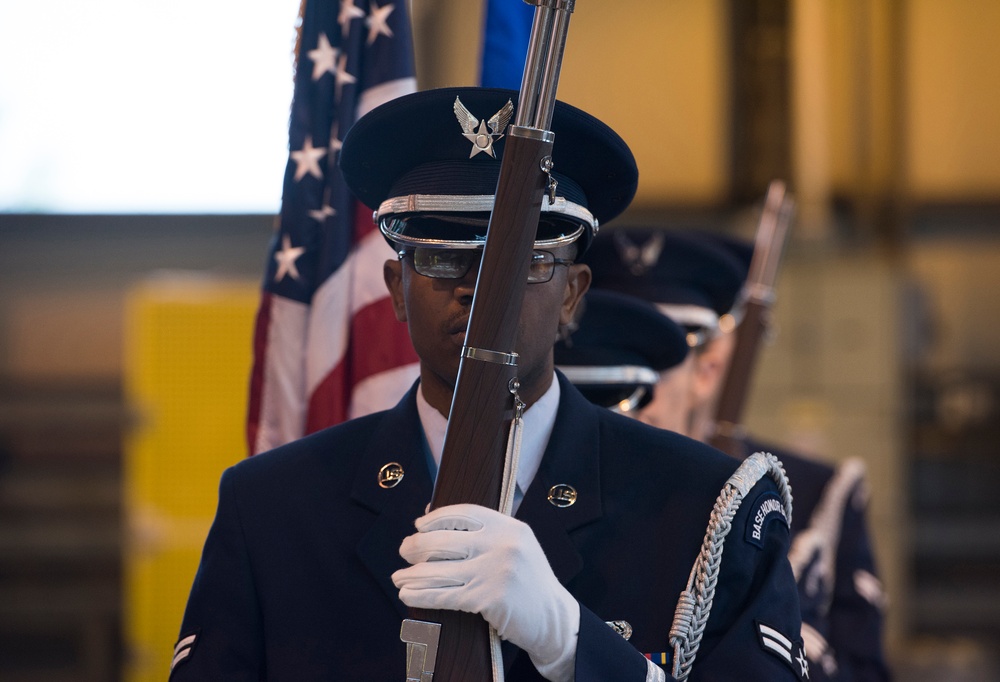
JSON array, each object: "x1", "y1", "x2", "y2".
[{"x1": 453, "y1": 258, "x2": 480, "y2": 301}]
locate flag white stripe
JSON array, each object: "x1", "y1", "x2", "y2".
[
  {"x1": 304, "y1": 266, "x2": 351, "y2": 396},
  {"x1": 358, "y1": 77, "x2": 418, "y2": 119},
  {"x1": 255, "y1": 296, "x2": 309, "y2": 454},
  {"x1": 348, "y1": 362, "x2": 421, "y2": 419},
  {"x1": 305, "y1": 229, "x2": 398, "y2": 395}
]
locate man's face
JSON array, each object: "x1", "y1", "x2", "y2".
[
  {"x1": 637, "y1": 354, "x2": 697, "y2": 437},
  {"x1": 637, "y1": 331, "x2": 737, "y2": 442},
  {"x1": 384, "y1": 241, "x2": 590, "y2": 415}
]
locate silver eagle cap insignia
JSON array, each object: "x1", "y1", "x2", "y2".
[
  {"x1": 453, "y1": 96, "x2": 514, "y2": 159},
  {"x1": 613, "y1": 230, "x2": 666, "y2": 277}
]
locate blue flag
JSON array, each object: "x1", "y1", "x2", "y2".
[{"x1": 480, "y1": 0, "x2": 534, "y2": 89}]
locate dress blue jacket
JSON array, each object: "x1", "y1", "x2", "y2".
[{"x1": 173, "y1": 374, "x2": 805, "y2": 681}]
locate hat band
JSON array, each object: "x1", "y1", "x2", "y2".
[
  {"x1": 376, "y1": 193, "x2": 597, "y2": 229},
  {"x1": 654, "y1": 303, "x2": 719, "y2": 331},
  {"x1": 381, "y1": 220, "x2": 585, "y2": 250},
  {"x1": 557, "y1": 365, "x2": 660, "y2": 387}
]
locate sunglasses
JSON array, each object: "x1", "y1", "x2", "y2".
[{"x1": 399, "y1": 248, "x2": 573, "y2": 284}]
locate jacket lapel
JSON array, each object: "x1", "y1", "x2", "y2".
[
  {"x1": 352, "y1": 383, "x2": 434, "y2": 618},
  {"x1": 349, "y1": 375, "x2": 605, "y2": 625},
  {"x1": 516, "y1": 373, "x2": 604, "y2": 585}
]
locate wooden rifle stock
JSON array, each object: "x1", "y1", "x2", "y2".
[
  {"x1": 407, "y1": 3, "x2": 577, "y2": 680},
  {"x1": 709, "y1": 180, "x2": 794, "y2": 457}
]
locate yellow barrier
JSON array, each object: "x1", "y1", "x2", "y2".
[{"x1": 122, "y1": 275, "x2": 259, "y2": 681}]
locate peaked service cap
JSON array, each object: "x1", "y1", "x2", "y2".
[
  {"x1": 554, "y1": 288, "x2": 688, "y2": 412},
  {"x1": 339, "y1": 86, "x2": 638, "y2": 254},
  {"x1": 585, "y1": 228, "x2": 750, "y2": 341}
]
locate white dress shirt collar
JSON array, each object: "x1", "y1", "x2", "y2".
[{"x1": 416, "y1": 376, "x2": 561, "y2": 511}]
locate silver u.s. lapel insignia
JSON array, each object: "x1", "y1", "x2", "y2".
[{"x1": 453, "y1": 97, "x2": 514, "y2": 159}]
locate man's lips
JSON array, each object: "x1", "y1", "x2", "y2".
[
  {"x1": 447, "y1": 317, "x2": 469, "y2": 343},
  {"x1": 446, "y1": 311, "x2": 469, "y2": 333}
]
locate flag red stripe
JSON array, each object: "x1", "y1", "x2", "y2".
[
  {"x1": 305, "y1": 361, "x2": 349, "y2": 433},
  {"x1": 305, "y1": 296, "x2": 418, "y2": 433},
  {"x1": 348, "y1": 297, "x2": 420, "y2": 385}
]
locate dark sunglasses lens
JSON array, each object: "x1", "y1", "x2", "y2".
[
  {"x1": 412, "y1": 249, "x2": 475, "y2": 279},
  {"x1": 409, "y1": 248, "x2": 564, "y2": 283}
]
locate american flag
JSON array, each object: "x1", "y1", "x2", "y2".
[{"x1": 247, "y1": 0, "x2": 419, "y2": 455}]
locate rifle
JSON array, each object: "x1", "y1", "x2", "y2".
[
  {"x1": 708, "y1": 180, "x2": 794, "y2": 458},
  {"x1": 401, "y1": 1, "x2": 578, "y2": 680}
]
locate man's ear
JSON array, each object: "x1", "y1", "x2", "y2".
[
  {"x1": 560, "y1": 263, "x2": 591, "y2": 326},
  {"x1": 383, "y1": 259, "x2": 407, "y2": 322}
]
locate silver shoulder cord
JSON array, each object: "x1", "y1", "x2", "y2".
[
  {"x1": 784, "y1": 457, "x2": 867, "y2": 676},
  {"x1": 667, "y1": 452, "x2": 794, "y2": 681},
  {"x1": 787, "y1": 457, "x2": 867, "y2": 612}
]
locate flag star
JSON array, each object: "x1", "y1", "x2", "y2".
[
  {"x1": 309, "y1": 204, "x2": 336, "y2": 222},
  {"x1": 329, "y1": 122, "x2": 343, "y2": 154},
  {"x1": 339, "y1": 0, "x2": 366, "y2": 37},
  {"x1": 365, "y1": 2, "x2": 395, "y2": 45},
  {"x1": 334, "y1": 53, "x2": 357, "y2": 99},
  {"x1": 273, "y1": 235, "x2": 306, "y2": 282},
  {"x1": 307, "y1": 33, "x2": 338, "y2": 81},
  {"x1": 290, "y1": 136, "x2": 327, "y2": 181}
]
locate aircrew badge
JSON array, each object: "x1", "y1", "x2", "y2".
[{"x1": 453, "y1": 96, "x2": 514, "y2": 159}]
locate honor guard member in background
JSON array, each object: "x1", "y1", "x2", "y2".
[
  {"x1": 554, "y1": 288, "x2": 690, "y2": 415},
  {"x1": 173, "y1": 88, "x2": 806, "y2": 682},
  {"x1": 574, "y1": 226, "x2": 891, "y2": 681}
]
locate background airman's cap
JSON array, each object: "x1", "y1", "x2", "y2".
[
  {"x1": 584, "y1": 227, "x2": 751, "y2": 345},
  {"x1": 554, "y1": 289, "x2": 688, "y2": 413},
  {"x1": 339, "y1": 87, "x2": 638, "y2": 254}
]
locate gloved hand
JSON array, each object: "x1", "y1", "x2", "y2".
[{"x1": 392, "y1": 503, "x2": 580, "y2": 682}]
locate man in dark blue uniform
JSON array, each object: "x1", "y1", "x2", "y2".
[
  {"x1": 568, "y1": 226, "x2": 891, "y2": 681},
  {"x1": 554, "y1": 288, "x2": 690, "y2": 415},
  {"x1": 172, "y1": 88, "x2": 805, "y2": 681}
]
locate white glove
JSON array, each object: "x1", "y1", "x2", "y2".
[{"x1": 392, "y1": 503, "x2": 580, "y2": 682}]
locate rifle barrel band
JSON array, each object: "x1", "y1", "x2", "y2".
[
  {"x1": 462, "y1": 347, "x2": 519, "y2": 366},
  {"x1": 743, "y1": 282, "x2": 777, "y2": 306},
  {"x1": 509, "y1": 125, "x2": 556, "y2": 143},
  {"x1": 527, "y1": 0, "x2": 576, "y2": 11}
]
